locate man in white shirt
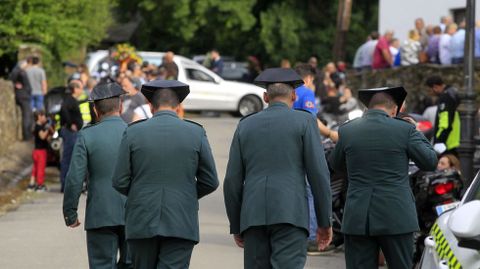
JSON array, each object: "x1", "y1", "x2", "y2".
[
  {"x1": 353, "y1": 32, "x2": 379, "y2": 71},
  {"x1": 439, "y1": 23, "x2": 458, "y2": 65}
]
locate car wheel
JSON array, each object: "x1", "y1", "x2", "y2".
[{"x1": 237, "y1": 95, "x2": 262, "y2": 117}]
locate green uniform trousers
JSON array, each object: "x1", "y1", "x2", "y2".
[
  {"x1": 243, "y1": 224, "x2": 308, "y2": 269},
  {"x1": 127, "y1": 236, "x2": 195, "y2": 269},
  {"x1": 344, "y1": 233, "x2": 414, "y2": 269},
  {"x1": 86, "y1": 226, "x2": 131, "y2": 269}
]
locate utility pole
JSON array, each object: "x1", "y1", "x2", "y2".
[
  {"x1": 458, "y1": 0, "x2": 477, "y2": 187},
  {"x1": 333, "y1": 0, "x2": 352, "y2": 61}
]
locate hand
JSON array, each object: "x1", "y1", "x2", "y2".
[
  {"x1": 316, "y1": 227, "x2": 333, "y2": 251},
  {"x1": 69, "y1": 219, "x2": 81, "y2": 228},
  {"x1": 233, "y1": 234, "x2": 244, "y2": 248},
  {"x1": 433, "y1": 143, "x2": 447, "y2": 154}
]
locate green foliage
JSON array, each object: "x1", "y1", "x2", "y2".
[
  {"x1": 120, "y1": 0, "x2": 256, "y2": 56},
  {"x1": 118, "y1": 0, "x2": 378, "y2": 67},
  {"x1": 259, "y1": 2, "x2": 306, "y2": 64},
  {"x1": 0, "y1": 0, "x2": 115, "y2": 86}
]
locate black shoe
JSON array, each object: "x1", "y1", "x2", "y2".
[{"x1": 35, "y1": 185, "x2": 47, "y2": 192}]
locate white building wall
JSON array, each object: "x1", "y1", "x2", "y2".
[{"x1": 379, "y1": 0, "x2": 480, "y2": 42}]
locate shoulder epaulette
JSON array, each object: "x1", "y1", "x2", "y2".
[
  {"x1": 394, "y1": 116, "x2": 415, "y2": 126},
  {"x1": 339, "y1": 117, "x2": 360, "y2": 127},
  {"x1": 239, "y1": 112, "x2": 258, "y2": 121},
  {"x1": 184, "y1": 119, "x2": 203, "y2": 128},
  {"x1": 81, "y1": 122, "x2": 98, "y2": 130},
  {"x1": 128, "y1": 118, "x2": 147, "y2": 127}
]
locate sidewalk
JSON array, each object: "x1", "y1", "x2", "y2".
[{"x1": 0, "y1": 177, "x2": 88, "y2": 269}]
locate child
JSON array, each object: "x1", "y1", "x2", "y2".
[{"x1": 28, "y1": 110, "x2": 51, "y2": 192}]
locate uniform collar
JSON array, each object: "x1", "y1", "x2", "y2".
[
  {"x1": 365, "y1": 109, "x2": 389, "y2": 117},
  {"x1": 268, "y1": 102, "x2": 290, "y2": 109},
  {"x1": 152, "y1": 110, "x2": 179, "y2": 118},
  {"x1": 100, "y1": 115, "x2": 123, "y2": 122}
]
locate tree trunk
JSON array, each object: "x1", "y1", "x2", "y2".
[{"x1": 333, "y1": 0, "x2": 352, "y2": 61}]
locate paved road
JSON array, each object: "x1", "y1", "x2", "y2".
[{"x1": 0, "y1": 117, "x2": 345, "y2": 269}]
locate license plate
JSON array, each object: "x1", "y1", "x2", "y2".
[{"x1": 435, "y1": 202, "x2": 460, "y2": 216}]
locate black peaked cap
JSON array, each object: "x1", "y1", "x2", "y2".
[
  {"x1": 254, "y1": 68, "x2": 304, "y2": 89},
  {"x1": 89, "y1": 82, "x2": 127, "y2": 102},
  {"x1": 358, "y1": 86, "x2": 407, "y2": 115},
  {"x1": 141, "y1": 79, "x2": 190, "y2": 103}
]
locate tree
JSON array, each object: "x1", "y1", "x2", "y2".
[
  {"x1": 115, "y1": 0, "x2": 379, "y2": 67},
  {"x1": 0, "y1": 0, "x2": 115, "y2": 85}
]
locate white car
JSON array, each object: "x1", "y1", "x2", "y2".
[
  {"x1": 86, "y1": 50, "x2": 266, "y2": 116},
  {"x1": 420, "y1": 171, "x2": 480, "y2": 269}
]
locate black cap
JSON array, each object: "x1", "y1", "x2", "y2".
[
  {"x1": 254, "y1": 68, "x2": 304, "y2": 89},
  {"x1": 358, "y1": 86, "x2": 407, "y2": 115},
  {"x1": 141, "y1": 79, "x2": 190, "y2": 103},
  {"x1": 88, "y1": 82, "x2": 126, "y2": 102}
]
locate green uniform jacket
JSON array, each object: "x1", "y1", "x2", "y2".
[
  {"x1": 223, "y1": 102, "x2": 332, "y2": 235},
  {"x1": 330, "y1": 109, "x2": 438, "y2": 236},
  {"x1": 63, "y1": 116, "x2": 127, "y2": 229},
  {"x1": 112, "y1": 111, "x2": 219, "y2": 242}
]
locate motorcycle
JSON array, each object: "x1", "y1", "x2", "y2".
[
  {"x1": 409, "y1": 166, "x2": 463, "y2": 263},
  {"x1": 322, "y1": 137, "x2": 347, "y2": 249}
]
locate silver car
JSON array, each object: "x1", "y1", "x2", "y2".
[{"x1": 420, "y1": 171, "x2": 480, "y2": 269}]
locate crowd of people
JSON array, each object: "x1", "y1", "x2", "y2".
[{"x1": 354, "y1": 16, "x2": 480, "y2": 70}]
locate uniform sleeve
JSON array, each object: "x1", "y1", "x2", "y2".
[
  {"x1": 435, "y1": 96, "x2": 456, "y2": 143},
  {"x1": 196, "y1": 130, "x2": 219, "y2": 199},
  {"x1": 303, "y1": 117, "x2": 332, "y2": 228},
  {"x1": 112, "y1": 130, "x2": 132, "y2": 196},
  {"x1": 408, "y1": 127, "x2": 438, "y2": 171},
  {"x1": 223, "y1": 128, "x2": 245, "y2": 234},
  {"x1": 62, "y1": 132, "x2": 87, "y2": 226},
  {"x1": 329, "y1": 129, "x2": 347, "y2": 173}
]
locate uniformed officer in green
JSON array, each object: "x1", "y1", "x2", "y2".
[
  {"x1": 62, "y1": 82, "x2": 131, "y2": 269},
  {"x1": 329, "y1": 87, "x2": 438, "y2": 269},
  {"x1": 112, "y1": 80, "x2": 219, "y2": 269},
  {"x1": 223, "y1": 68, "x2": 333, "y2": 269}
]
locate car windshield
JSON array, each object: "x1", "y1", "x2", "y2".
[
  {"x1": 473, "y1": 184, "x2": 480, "y2": 200},
  {"x1": 465, "y1": 172, "x2": 480, "y2": 202},
  {"x1": 141, "y1": 55, "x2": 163, "y2": 66}
]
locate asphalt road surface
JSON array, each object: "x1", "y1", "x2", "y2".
[{"x1": 0, "y1": 116, "x2": 345, "y2": 268}]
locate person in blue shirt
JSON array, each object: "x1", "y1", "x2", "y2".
[
  {"x1": 450, "y1": 21, "x2": 466, "y2": 64},
  {"x1": 294, "y1": 63, "x2": 326, "y2": 255},
  {"x1": 293, "y1": 64, "x2": 318, "y2": 115}
]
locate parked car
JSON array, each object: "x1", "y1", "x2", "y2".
[
  {"x1": 419, "y1": 171, "x2": 480, "y2": 269},
  {"x1": 87, "y1": 51, "x2": 266, "y2": 116}
]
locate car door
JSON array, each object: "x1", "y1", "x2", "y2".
[{"x1": 182, "y1": 67, "x2": 235, "y2": 111}]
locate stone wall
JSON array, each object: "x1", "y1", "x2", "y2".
[
  {"x1": 346, "y1": 64, "x2": 480, "y2": 113},
  {"x1": 0, "y1": 79, "x2": 20, "y2": 155}
]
